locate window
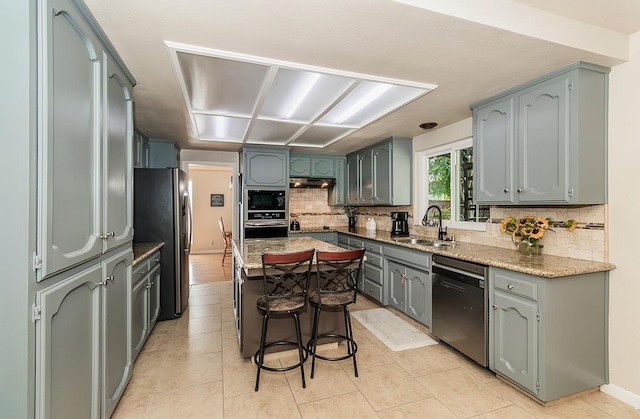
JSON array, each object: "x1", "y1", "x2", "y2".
[{"x1": 418, "y1": 138, "x2": 489, "y2": 230}]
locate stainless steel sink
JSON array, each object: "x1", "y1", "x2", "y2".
[{"x1": 395, "y1": 238, "x2": 453, "y2": 247}]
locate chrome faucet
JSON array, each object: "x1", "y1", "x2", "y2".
[{"x1": 423, "y1": 205, "x2": 447, "y2": 241}]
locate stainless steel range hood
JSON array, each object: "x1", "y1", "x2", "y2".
[{"x1": 289, "y1": 177, "x2": 336, "y2": 189}]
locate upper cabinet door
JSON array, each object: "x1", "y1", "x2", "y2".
[
  {"x1": 517, "y1": 77, "x2": 569, "y2": 203},
  {"x1": 38, "y1": 0, "x2": 103, "y2": 280},
  {"x1": 474, "y1": 98, "x2": 515, "y2": 204},
  {"x1": 103, "y1": 54, "x2": 134, "y2": 252},
  {"x1": 372, "y1": 143, "x2": 391, "y2": 205},
  {"x1": 244, "y1": 148, "x2": 289, "y2": 188}
]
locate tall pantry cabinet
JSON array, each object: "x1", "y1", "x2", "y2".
[{"x1": 1, "y1": 0, "x2": 136, "y2": 418}]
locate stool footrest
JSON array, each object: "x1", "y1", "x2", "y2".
[
  {"x1": 307, "y1": 334, "x2": 358, "y2": 362},
  {"x1": 254, "y1": 341, "x2": 309, "y2": 372}
]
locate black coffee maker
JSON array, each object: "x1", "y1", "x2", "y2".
[{"x1": 390, "y1": 212, "x2": 409, "y2": 236}]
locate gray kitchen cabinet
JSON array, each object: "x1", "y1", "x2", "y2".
[
  {"x1": 290, "y1": 154, "x2": 336, "y2": 178},
  {"x1": 488, "y1": 267, "x2": 607, "y2": 402},
  {"x1": 133, "y1": 128, "x2": 150, "y2": 168},
  {"x1": 101, "y1": 249, "x2": 134, "y2": 418},
  {"x1": 472, "y1": 62, "x2": 609, "y2": 205},
  {"x1": 385, "y1": 245, "x2": 431, "y2": 326},
  {"x1": 148, "y1": 139, "x2": 180, "y2": 168},
  {"x1": 242, "y1": 146, "x2": 289, "y2": 188},
  {"x1": 37, "y1": 0, "x2": 135, "y2": 280},
  {"x1": 131, "y1": 251, "x2": 161, "y2": 361},
  {"x1": 34, "y1": 264, "x2": 103, "y2": 419},
  {"x1": 34, "y1": 248, "x2": 133, "y2": 419},
  {"x1": 337, "y1": 234, "x2": 367, "y2": 293},
  {"x1": 345, "y1": 136, "x2": 413, "y2": 206},
  {"x1": 328, "y1": 157, "x2": 346, "y2": 206},
  {"x1": 103, "y1": 53, "x2": 134, "y2": 253},
  {"x1": 360, "y1": 239, "x2": 385, "y2": 304}
]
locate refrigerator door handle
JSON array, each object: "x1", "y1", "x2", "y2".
[{"x1": 184, "y1": 194, "x2": 193, "y2": 255}]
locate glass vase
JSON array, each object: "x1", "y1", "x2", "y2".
[{"x1": 516, "y1": 239, "x2": 543, "y2": 256}]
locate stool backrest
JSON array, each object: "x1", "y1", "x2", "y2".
[
  {"x1": 261, "y1": 249, "x2": 315, "y2": 306},
  {"x1": 315, "y1": 248, "x2": 365, "y2": 304}
]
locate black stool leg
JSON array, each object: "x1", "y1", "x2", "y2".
[
  {"x1": 292, "y1": 312, "x2": 306, "y2": 388},
  {"x1": 255, "y1": 313, "x2": 269, "y2": 391},
  {"x1": 310, "y1": 305, "x2": 321, "y2": 379},
  {"x1": 344, "y1": 306, "x2": 358, "y2": 377}
]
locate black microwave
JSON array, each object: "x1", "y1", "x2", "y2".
[{"x1": 246, "y1": 189, "x2": 287, "y2": 211}]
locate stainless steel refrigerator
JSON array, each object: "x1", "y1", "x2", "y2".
[{"x1": 134, "y1": 168, "x2": 192, "y2": 320}]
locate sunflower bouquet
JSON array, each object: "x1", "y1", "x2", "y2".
[{"x1": 501, "y1": 215, "x2": 577, "y2": 255}]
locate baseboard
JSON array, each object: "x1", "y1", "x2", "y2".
[
  {"x1": 189, "y1": 250, "x2": 223, "y2": 255},
  {"x1": 600, "y1": 384, "x2": 640, "y2": 410}
]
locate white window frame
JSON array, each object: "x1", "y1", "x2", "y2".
[{"x1": 416, "y1": 137, "x2": 487, "y2": 232}]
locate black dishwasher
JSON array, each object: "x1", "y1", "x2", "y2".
[{"x1": 431, "y1": 255, "x2": 488, "y2": 367}]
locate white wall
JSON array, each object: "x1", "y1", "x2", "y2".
[{"x1": 605, "y1": 31, "x2": 640, "y2": 404}]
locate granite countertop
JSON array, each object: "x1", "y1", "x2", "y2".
[
  {"x1": 232, "y1": 236, "x2": 343, "y2": 271},
  {"x1": 332, "y1": 227, "x2": 615, "y2": 278},
  {"x1": 132, "y1": 242, "x2": 164, "y2": 266}
]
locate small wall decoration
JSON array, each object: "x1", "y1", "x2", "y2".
[{"x1": 210, "y1": 194, "x2": 224, "y2": 207}]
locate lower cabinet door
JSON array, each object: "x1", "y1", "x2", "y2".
[
  {"x1": 148, "y1": 264, "x2": 161, "y2": 328},
  {"x1": 387, "y1": 260, "x2": 405, "y2": 310},
  {"x1": 493, "y1": 290, "x2": 538, "y2": 394},
  {"x1": 405, "y1": 267, "x2": 429, "y2": 325},
  {"x1": 35, "y1": 264, "x2": 103, "y2": 419},
  {"x1": 102, "y1": 249, "x2": 133, "y2": 418},
  {"x1": 131, "y1": 275, "x2": 149, "y2": 361}
]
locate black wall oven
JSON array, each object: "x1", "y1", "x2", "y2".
[{"x1": 244, "y1": 189, "x2": 289, "y2": 238}]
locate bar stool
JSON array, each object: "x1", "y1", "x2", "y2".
[
  {"x1": 307, "y1": 248, "x2": 365, "y2": 379},
  {"x1": 255, "y1": 248, "x2": 315, "y2": 391}
]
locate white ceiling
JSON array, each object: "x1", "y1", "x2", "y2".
[{"x1": 83, "y1": 0, "x2": 639, "y2": 155}]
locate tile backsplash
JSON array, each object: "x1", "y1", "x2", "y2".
[{"x1": 288, "y1": 188, "x2": 608, "y2": 262}]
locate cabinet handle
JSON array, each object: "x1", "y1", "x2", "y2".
[
  {"x1": 98, "y1": 280, "x2": 108, "y2": 287},
  {"x1": 400, "y1": 273, "x2": 406, "y2": 285},
  {"x1": 507, "y1": 284, "x2": 514, "y2": 290},
  {"x1": 106, "y1": 275, "x2": 115, "y2": 282},
  {"x1": 493, "y1": 304, "x2": 498, "y2": 310},
  {"x1": 503, "y1": 188, "x2": 509, "y2": 193},
  {"x1": 99, "y1": 231, "x2": 115, "y2": 239},
  {"x1": 154, "y1": 258, "x2": 160, "y2": 263},
  {"x1": 139, "y1": 269, "x2": 147, "y2": 275},
  {"x1": 516, "y1": 188, "x2": 522, "y2": 193}
]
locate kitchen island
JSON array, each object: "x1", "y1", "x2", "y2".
[{"x1": 232, "y1": 236, "x2": 357, "y2": 358}]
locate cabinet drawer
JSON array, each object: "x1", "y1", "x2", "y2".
[
  {"x1": 338, "y1": 234, "x2": 349, "y2": 246},
  {"x1": 362, "y1": 279, "x2": 383, "y2": 303},
  {"x1": 363, "y1": 240, "x2": 383, "y2": 255},
  {"x1": 148, "y1": 251, "x2": 161, "y2": 268},
  {"x1": 364, "y1": 264, "x2": 383, "y2": 285},
  {"x1": 132, "y1": 262, "x2": 149, "y2": 284},
  {"x1": 494, "y1": 273, "x2": 538, "y2": 301},
  {"x1": 384, "y1": 244, "x2": 431, "y2": 269},
  {"x1": 365, "y1": 252, "x2": 383, "y2": 267},
  {"x1": 350, "y1": 238, "x2": 364, "y2": 248}
]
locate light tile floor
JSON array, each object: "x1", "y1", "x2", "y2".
[{"x1": 113, "y1": 254, "x2": 640, "y2": 418}]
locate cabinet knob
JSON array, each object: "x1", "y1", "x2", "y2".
[
  {"x1": 106, "y1": 275, "x2": 115, "y2": 282},
  {"x1": 492, "y1": 304, "x2": 498, "y2": 310},
  {"x1": 503, "y1": 188, "x2": 509, "y2": 193},
  {"x1": 99, "y1": 231, "x2": 115, "y2": 239},
  {"x1": 517, "y1": 188, "x2": 522, "y2": 193},
  {"x1": 507, "y1": 284, "x2": 514, "y2": 290}
]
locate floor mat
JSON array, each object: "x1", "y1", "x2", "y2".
[{"x1": 351, "y1": 308, "x2": 438, "y2": 351}]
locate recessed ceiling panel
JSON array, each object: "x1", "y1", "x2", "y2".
[
  {"x1": 168, "y1": 44, "x2": 437, "y2": 148},
  {"x1": 195, "y1": 114, "x2": 248, "y2": 142},
  {"x1": 260, "y1": 69, "x2": 354, "y2": 122},
  {"x1": 291, "y1": 125, "x2": 356, "y2": 147},
  {"x1": 177, "y1": 51, "x2": 269, "y2": 115},
  {"x1": 319, "y1": 82, "x2": 426, "y2": 126},
  {"x1": 246, "y1": 119, "x2": 305, "y2": 145}
]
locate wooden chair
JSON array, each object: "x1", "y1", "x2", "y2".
[
  {"x1": 218, "y1": 217, "x2": 232, "y2": 266},
  {"x1": 255, "y1": 249, "x2": 315, "y2": 391},
  {"x1": 307, "y1": 247, "x2": 365, "y2": 379}
]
